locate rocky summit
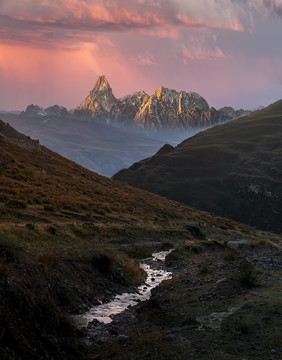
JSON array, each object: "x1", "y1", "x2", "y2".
[
  {"x1": 79, "y1": 75, "x2": 118, "y2": 116},
  {"x1": 76, "y1": 75, "x2": 250, "y2": 130}
]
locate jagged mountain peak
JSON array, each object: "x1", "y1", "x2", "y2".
[
  {"x1": 93, "y1": 75, "x2": 111, "y2": 92},
  {"x1": 153, "y1": 85, "x2": 178, "y2": 101},
  {"x1": 80, "y1": 75, "x2": 117, "y2": 114}
]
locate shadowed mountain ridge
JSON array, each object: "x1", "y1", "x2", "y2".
[{"x1": 114, "y1": 100, "x2": 282, "y2": 233}]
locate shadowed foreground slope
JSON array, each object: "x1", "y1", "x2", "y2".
[
  {"x1": 0, "y1": 120, "x2": 281, "y2": 360},
  {"x1": 114, "y1": 100, "x2": 282, "y2": 233}
]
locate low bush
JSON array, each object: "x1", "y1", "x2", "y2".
[
  {"x1": 5, "y1": 199, "x2": 27, "y2": 209},
  {"x1": 38, "y1": 253, "x2": 59, "y2": 267},
  {"x1": 0, "y1": 237, "x2": 24, "y2": 263},
  {"x1": 232, "y1": 263, "x2": 260, "y2": 288},
  {"x1": 185, "y1": 225, "x2": 206, "y2": 240},
  {"x1": 44, "y1": 204, "x2": 56, "y2": 212}
]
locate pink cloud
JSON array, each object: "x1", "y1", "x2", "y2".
[
  {"x1": 248, "y1": 0, "x2": 282, "y2": 18},
  {"x1": 1, "y1": 0, "x2": 281, "y2": 113},
  {"x1": 0, "y1": 0, "x2": 247, "y2": 50},
  {"x1": 182, "y1": 46, "x2": 228, "y2": 63},
  {"x1": 140, "y1": 27, "x2": 180, "y2": 40},
  {"x1": 130, "y1": 53, "x2": 156, "y2": 66},
  {"x1": 0, "y1": 40, "x2": 156, "y2": 110}
]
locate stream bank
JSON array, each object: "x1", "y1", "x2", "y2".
[
  {"x1": 73, "y1": 250, "x2": 174, "y2": 344},
  {"x1": 86, "y1": 239, "x2": 282, "y2": 360}
]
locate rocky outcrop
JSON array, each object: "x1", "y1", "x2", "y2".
[
  {"x1": 218, "y1": 107, "x2": 250, "y2": 121},
  {"x1": 111, "y1": 91, "x2": 149, "y2": 124},
  {"x1": 77, "y1": 76, "x2": 250, "y2": 130}
]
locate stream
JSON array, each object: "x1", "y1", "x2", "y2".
[{"x1": 74, "y1": 249, "x2": 173, "y2": 328}]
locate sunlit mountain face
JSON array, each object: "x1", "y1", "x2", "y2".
[{"x1": 1, "y1": 75, "x2": 249, "y2": 177}]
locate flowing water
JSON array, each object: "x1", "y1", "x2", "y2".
[{"x1": 74, "y1": 249, "x2": 173, "y2": 327}]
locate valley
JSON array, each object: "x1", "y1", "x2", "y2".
[
  {"x1": 0, "y1": 118, "x2": 281, "y2": 359},
  {"x1": 1, "y1": 76, "x2": 249, "y2": 177},
  {"x1": 1, "y1": 1, "x2": 282, "y2": 359}
]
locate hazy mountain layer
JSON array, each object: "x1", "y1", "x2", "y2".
[
  {"x1": 8, "y1": 76, "x2": 250, "y2": 177},
  {"x1": 1, "y1": 113, "x2": 166, "y2": 177},
  {"x1": 114, "y1": 100, "x2": 282, "y2": 233}
]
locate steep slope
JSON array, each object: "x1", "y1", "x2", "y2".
[
  {"x1": 114, "y1": 100, "x2": 282, "y2": 233},
  {"x1": 1, "y1": 118, "x2": 257, "y2": 244}
]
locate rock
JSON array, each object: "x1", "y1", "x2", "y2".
[
  {"x1": 271, "y1": 349, "x2": 277, "y2": 354},
  {"x1": 227, "y1": 239, "x2": 251, "y2": 248},
  {"x1": 164, "y1": 334, "x2": 177, "y2": 341},
  {"x1": 216, "y1": 277, "x2": 228, "y2": 285},
  {"x1": 117, "y1": 334, "x2": 129, "y2": 342}
]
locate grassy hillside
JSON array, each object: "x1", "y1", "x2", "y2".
[
  {"x1": 114, "y1": 100, "x2": 282, "y2": 233},
  {"x1": 0, "y1": 119, "x2": 281, "y2": 360}
]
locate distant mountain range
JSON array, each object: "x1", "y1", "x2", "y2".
[
  {"x1": 1, "y1": 76, "x2": 250, "y2": 176},
  {"x1": 76, "y1": 75, "x2": 250, "y2": 130},
  {"x1": 20, "y1": 75, "x2": 250, "y2": 130},
  {"x1": 114, "y1": 100, "x2": 282, "y2": 233}
]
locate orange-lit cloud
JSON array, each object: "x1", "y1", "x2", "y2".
[{"x1": 0, "y1": 0, "x2": 247, "y2": 50}]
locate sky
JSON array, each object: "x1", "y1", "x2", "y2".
[{"x1": 0, "y1": 0, "x2": 282, "y2": 111}]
